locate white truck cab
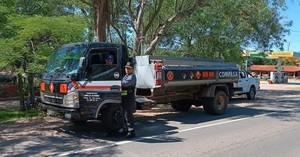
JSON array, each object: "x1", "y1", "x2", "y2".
[{"x1": 233, "y1": 70, "x2": 260, "y2": 100}]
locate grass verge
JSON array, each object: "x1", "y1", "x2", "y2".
[{"x1": 0, "y1": 108, "x2": 43, "y2": 123}]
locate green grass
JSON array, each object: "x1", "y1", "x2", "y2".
[{"x1": 0, "y1": 108, "x2": 43, "y2": 123}]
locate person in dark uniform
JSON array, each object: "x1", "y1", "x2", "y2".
[
  {"x1": 105, "y1": 54, "x2": 114, "y2": 65},
  {"x1": 121, "y1": 61, "x2": 137, "y2": 138}
]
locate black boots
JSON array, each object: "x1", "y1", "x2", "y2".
[
  {"x1": 126, "y1": 130, "x2": 135, "y2": 138},
  {"x1": 106, "y1": 128, "x2": 135, "y2": 138}
]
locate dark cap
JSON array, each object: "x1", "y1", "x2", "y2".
[
  {"x1": 125, "y1": 62, "x2": 134, "y2": 68},
  {"x1": 106, "y1": 54, "x2": 114, "y2": 61}
]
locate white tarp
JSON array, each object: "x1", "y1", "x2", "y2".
[{"x1": 134, "y1": 55, "x2": 156, "y2": 88}]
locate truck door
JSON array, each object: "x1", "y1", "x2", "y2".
[
  {"x1": 78, "y1": 47, "x2": 124, "y2": 118},
  {"x1": 237, "y1": 70, "x2": 250, "y2": 93}
]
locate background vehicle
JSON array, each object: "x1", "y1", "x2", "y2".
[{"x1": 232, "y1": 70, "x2": 260, "y2": 100}]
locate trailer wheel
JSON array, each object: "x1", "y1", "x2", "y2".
[
  {"x1": 247, "y1": 86, "x2": 256, "y2": 100},
  {"x1": 203, "y1": 91, "x2": 228, "y2": 115},
  {"x1": 101, "y1": 103, "x2": 124, "y2": 132},
  {"x1": 171, "y1": 100, "x2": 192, "y2": 112}
]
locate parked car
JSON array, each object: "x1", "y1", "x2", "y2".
[{"x1": 232, "y1": 70, "x2": 260, "y2": 100}]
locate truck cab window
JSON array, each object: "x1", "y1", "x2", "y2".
[
  {"x1": 86, "y1": 50, "x2": 119, "y2": 80},
  {"x1": 240, "y1": 71, "x2": 246, "y2": 78},
  {"x1": 44, "y1": 45, "x2": 86, "y2": 75},
  {"x1": 90, "y1": 54, "x2": 102, "y2": 65}
]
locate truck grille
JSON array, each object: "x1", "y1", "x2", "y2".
[
  {"x1": 44, "y1": 97, "x2": 63, "y2": 104},
  {"x1": 43, "y1": 93, "x2": 64, "y2": 105}
]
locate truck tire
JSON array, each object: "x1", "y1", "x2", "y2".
[
  {"x1": 247, "y1": 86, "x2": 256, "y2": 100},
  {"x1": 101, "y1": 103, "x2": 124, "y2": 132},
  {"x1": 203, "y1": 91, "x2": 228, "y2": 115},
  {"x1": 171, "y1": 100, "x2": 192, "y2": 112}
]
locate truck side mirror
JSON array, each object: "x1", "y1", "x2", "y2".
[
  {"x1": 70, "y1": 73, "x2": 79, "y2": 81},
  {"x1": 79, "y1": 57, "x2": 85, "y2": 68},
  {"x1": 76, "y1": 57, "x2": 85, "y2": 80}
]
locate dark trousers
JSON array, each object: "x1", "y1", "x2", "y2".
[{"x1": 121, "y1": 95, "x2": 135, "y2": 133}]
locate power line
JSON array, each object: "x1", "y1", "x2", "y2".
[
  {"x1": 290, "y1": 40, "x2": 300, "y2": 43},
  {"x1": 290, "y1": 30, "x2": 300, "y2": 33}
]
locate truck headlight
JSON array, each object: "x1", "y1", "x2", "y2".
[
  {"x1": 63, "y1": 91, "x2": 79, "y2": 108},
  {"x1": 40, "y1": 91, "x2": 45, "y2": 102}
]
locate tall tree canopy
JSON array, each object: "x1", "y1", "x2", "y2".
[
  {"x1": 0, "y1": 0, "x2": 87, "y2": 74},
  {"x1": 0, "y1": 0, "x2": 292, "y2": 70},
  {"x1": 0, "y1": 0, "x2": 87, "y2": 110},
  {"x1": 103, "y1": 0, "x2": 290, "y2": 62},
  {"x1": 156, "y1": 0, "x2": 290, "y2": 62}
]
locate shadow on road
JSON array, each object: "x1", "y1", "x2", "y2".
[
  {"x1": 1, "y1": 88, "x2": 300, "y2": 156},
  {"x1": 52, "y1": 105, "x2": 273, "y2": 141}
]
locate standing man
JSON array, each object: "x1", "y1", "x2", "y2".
[{"x1": 121, "y1": 61, "x2": 136, "y2": 138}]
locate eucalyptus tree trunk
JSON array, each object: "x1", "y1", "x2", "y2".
[
  {"x1": 128, "y1": 0, "x2": 205, "y2": 55},
  {"x1": 92, "y1": 0, "x2": 109, "y2": 42}
]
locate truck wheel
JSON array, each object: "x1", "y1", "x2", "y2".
[
  {"x1": 171, "y1": 100, "x2": 192, "y2": 112},
  {"x1": 247, "y1": 86, "x2": 256, "y2": 100},
  {"x1": 203, "y1": 91, "x2": 228, "y2": 115},
  {"x1": 101, "y1": 103, "x2": 124, "y2": 132}
]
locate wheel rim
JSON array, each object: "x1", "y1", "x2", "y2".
[
  {"x1": 216, "y1": 95, "x2": 226, "y2": 110},
  {"x1": 112, "y1": 109, "x2": 122, "y2": 124},
  {"x1": 250, "y1": 88, "x2": 255, "y2": 98}
]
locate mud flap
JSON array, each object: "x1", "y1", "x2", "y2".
[{"x1": 135, "y1": 96, "x2": 157, "y2": 110}]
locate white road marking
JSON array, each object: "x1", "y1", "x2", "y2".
[
  {"x1": 177, "y1": 112, "x2": 274, "y2": 133},
  {"x1": 57, "y1": 112, "x2": 276, "y2": 156}
]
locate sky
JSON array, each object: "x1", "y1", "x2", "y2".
[{"x1": 283, "y1": 0, "x2": 300, "y2": 52}]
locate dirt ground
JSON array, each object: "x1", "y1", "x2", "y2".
[
  {"x1": 0, "y1": 80, "x2": 299, "y2": 141},
  {"x1": 0, "y1": 100, "x2": 19, "y2": 110}
]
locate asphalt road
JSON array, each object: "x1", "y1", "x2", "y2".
[{"x1": 1, "y1": 81, "x2": 300, "y2": 157}]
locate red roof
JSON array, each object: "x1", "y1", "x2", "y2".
[{"x1": 250, "y1": 65, "x2": 300, "y2": 72}]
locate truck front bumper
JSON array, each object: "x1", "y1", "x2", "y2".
[{"x1": 39, "y1": 103, "x2": 82, "y2": 121}]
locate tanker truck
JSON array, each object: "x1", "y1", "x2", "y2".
[{"x1": 39, "y1": 42, "x2": 240, "y2": 132}]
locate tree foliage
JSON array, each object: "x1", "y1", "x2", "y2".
[
  {"x1": 156, "y1": 0, "x2": 290, "y2": 64},
  {"x1": 85, "y1": 0, "x2": 289, "y2": 66},
  {"x1": 252, "y1": 57, "x2": 299, "y2": 65},
  {"x1": 108, "y1": 0, "x2": 205, "y2": 55},
  {"x1": 0, "y1": 0, "x2": 292, "y2": 69},
  {"x1": 0, "y1": 1, "x2": 87, "y2": 74},
  {"x1": 0, "y1": 0, "x2": 87, "y2": 110}
]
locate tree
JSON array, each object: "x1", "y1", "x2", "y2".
[
  {"x1": 78, "y1": 0, "x2": 110, "y2": 42},
  {"x1": 92, "y1": 0, "x2": 109, "y2": 42},
  {"x1": 104, "y1": 0, "x2": 289, "y2": 62},
  {"x1": 109, "y1": 0, "x2": 206, "y2": 55},
  {"x1": 252, "y1": 57, "x2": 277, "y2": 65},
  {"x1": 73, "y1": 0, "x2": 289, "y2": 61},
  {"x1": 0, "y1": 1, "x2": 87, "y2": 110},
  {"x1": 159, "y1": 0, "x2": 290, "y2": 64}
]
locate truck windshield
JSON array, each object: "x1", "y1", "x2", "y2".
[{"x1": 44, "y1": 46, "x2": 86, "y2": 74}]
